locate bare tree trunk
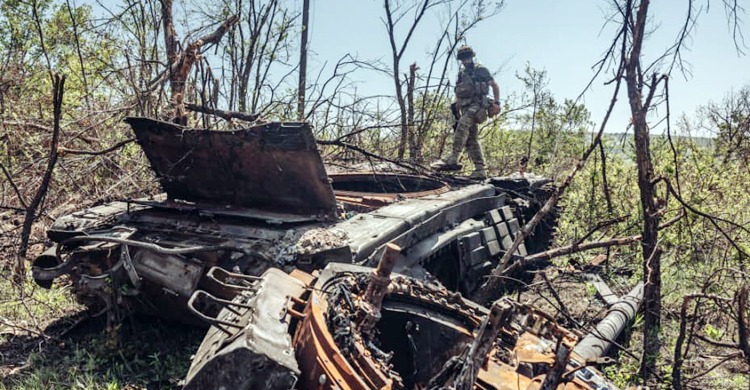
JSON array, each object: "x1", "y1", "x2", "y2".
[
  {"x1": 161, "y1": 0, "x2": 178, "y2": 90},
  {"x1": 160, "y1": 0, "x2": 182, "y2": 122},
  {"x1": 407, "y1": 62, "x2": 420, "y2": 161},
  {"x1": 623, "y1": 0, "x2": 662, "y2": 382},
  {"x1": 391, "y1": 57, "x2": 408, "y2": 160},
  {"x1": 383, "y1": 0, "x2": 430, "y2": 160},
  {"x1": 599, "y1": 141, "x2": 614, "y2": 213},
  {"x1": 17, "y1": 75, "x2": 65, "y2": 285},
  {"x1": 297, "y1": 0, "x2": 309, "y2": 120},
  {"x1": 237, "y1": 1, "x2": 276, "y2": 113}
]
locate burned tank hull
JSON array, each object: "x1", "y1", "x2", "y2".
[
  {"x1": 32, "y1": 117, "x2": 554, "y2": 324},
  {"x1": 30, "y1": 116, "x2": 643, "y2": 390},
  {"x1": 184, "y1": 261, "x2": 637, "y2": 390}
]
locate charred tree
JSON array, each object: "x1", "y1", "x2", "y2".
[
  {"x1": 383, "y1": 0, "x2": 432, "y2": 161},
  {"x1": 17, "y1": 74, "x2": 65, "y2": 284},
  {"x1": 161, "y1": 0, "x2": 237, "y2": 124},
  {"x1": 621, "y1": 1, "x2": 663, "y2": 381}
]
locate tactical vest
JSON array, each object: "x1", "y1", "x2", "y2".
[{"x1": 455, "y1": 65, "x2": 490, "y2": 106}]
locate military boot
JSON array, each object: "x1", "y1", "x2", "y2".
[
  {"x1": 468, "y1": 167, "x2": 487, "y2": 180},
  {"x1": 431, "y1": 146, "x2": 463, "y2": 171},
  {"x1": 433, "y1": 117, "x2": 472, "y2": 171},
  {"x1": 431, "y1": 157, "x2": 462, "y2": 171},
  {"x1": 443, "y1": 152, "x2": 462, "y2": 171}
]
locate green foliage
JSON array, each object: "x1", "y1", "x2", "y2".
[
  {"x1": 603, "y1": 351, "x2": 641, "y2": 389},
  {"x1": 552, "y1": 124, "x2": 750, "y2": 388},
  {"x1": 702, "y1": 85, "x2": 750, "y2": 166},
  {"x1": 704, "y1": 323, "x2": 722, "y2": 340},
  {"x1": 0, "y1": 275, "x2": 201, "y2": 390},
  {"x1": 476, "y1": 66, "x2": 591, "y2": 177}
]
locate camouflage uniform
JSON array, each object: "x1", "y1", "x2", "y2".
[{"x1": 450, "y1": 63, "x2": 492, "y2": 176}]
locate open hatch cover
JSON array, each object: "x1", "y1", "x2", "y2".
[{"x1": 125, "y1": 117, "x2": 337, "y2": 221}]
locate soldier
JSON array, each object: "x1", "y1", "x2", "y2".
[{"x1": 434, "y1": 45, "x2": 500, "y2": 180}]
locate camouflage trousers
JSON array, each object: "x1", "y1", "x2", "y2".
[{"x1": 451, "y1": 103, "x2": 486, "y2": 170}]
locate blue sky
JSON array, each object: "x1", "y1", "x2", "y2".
[{"x1": 302, "y1": 0, "x2": 749, "y2": 135}]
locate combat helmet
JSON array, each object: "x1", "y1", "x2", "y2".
[{"x1": 456, "y1": 45, "x2": 475, "y2": 60}]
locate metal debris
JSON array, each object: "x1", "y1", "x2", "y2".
[{"x1": 187, "y1": 263, "x2": 640, "y2": 389}]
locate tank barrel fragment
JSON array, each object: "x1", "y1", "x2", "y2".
[{"x1": 573, "y1": 282, "x2": 644, "y2": 361}]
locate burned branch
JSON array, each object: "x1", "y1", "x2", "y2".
[
  {"x1": 0, "y1": 161, "x2": 27, "y2": 209},
  {"x1": 58, "y1": 138, "x2": 136, "y2": 157},
  {"x1": 18, "y1": 74, "x2": 65, "y2": 282},
  {"x1": 184, "y1": 103, "x2": 260, "y2": 123},
  {"x1": 161, "y1": 0, "x2": 238, "y2": 124},
  {"x1": 474, "y1": 46, "x2": 627, "y2": 304}
]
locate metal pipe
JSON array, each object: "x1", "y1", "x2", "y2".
[
  {"x1": 363, "y1": 243, "x2": 400, "y2": 310},
  {"x1": 573, "y1": 282, "x2": 644, "y2": 361},
  {"x1": 57, "y1": 235, "x2": 270, "y2": 259},
  {"x1": 358, "y1": 243, "x2": 400, "y2": 333}
]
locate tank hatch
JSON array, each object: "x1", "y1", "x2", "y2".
[{"x1": 125, "y1": 117, "x2": 337, "y2": 220}]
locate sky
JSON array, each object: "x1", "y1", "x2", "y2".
[{"x1": 300, "y1": 0, "x2": 749, "y2": 135}]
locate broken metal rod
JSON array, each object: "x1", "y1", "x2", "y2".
[
  {"x1": 452, "y1": 299, "x2": 515, "y2": 390},
  {"x1": 541, "y1": 337, "x2": 572, "y2": 390},
  {"x1": 357, "y1": 243, "x2": 400, "y2": 332},
  {"x1": 364, "y1": 243, "x2": 400, "y2": 309},
  {"x1": 426, "y1": 299, "x2": 515, "y2": 390}
]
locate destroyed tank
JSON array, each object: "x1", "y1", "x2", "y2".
[
  {"x1": 31, "y1": 117, "x2": 643, "y2": 390},
  {"x1": 32, "y1": 117, "x2": 556, "y2": 324}
]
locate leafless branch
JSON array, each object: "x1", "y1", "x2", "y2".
[
  {"x1": 184, "y1": 103, "x2": 260, "y2": 123},
  {"x1": 474, "y1": 34, "x2": 627, "y2": 304},
  {"x1": 58, "y1": 138, "x2": 136, "y2": 156},
  {"x1": 0, "y1": 161, "x2": 27, "y2": 209}
]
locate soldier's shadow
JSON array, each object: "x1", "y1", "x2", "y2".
[{"x1": 0, "y1": 311, "x2": 205, "y2": 390}]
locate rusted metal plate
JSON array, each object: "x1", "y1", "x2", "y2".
[
  {"x1": 183, "y1": 268, "x2": 307, "y2": 390},
  {"x1": 125, "y1": 117, "x2": 337, "y2": 220}
]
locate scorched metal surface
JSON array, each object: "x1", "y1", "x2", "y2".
[{"x1": 125, "y1": 117, "x2": 337, "y2": 220}]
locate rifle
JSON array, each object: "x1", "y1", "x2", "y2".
[{"x1": 450, "y1": 102, "x2": 460, "y2": 131}]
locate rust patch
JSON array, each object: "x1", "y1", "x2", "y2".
[{"x1": 330, "y1": 172, "x2": 450, "y2": 210}]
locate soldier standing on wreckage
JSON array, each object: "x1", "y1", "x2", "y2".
[{"x1": 433, "y1": 45, "x2": 501, "y2": 180}]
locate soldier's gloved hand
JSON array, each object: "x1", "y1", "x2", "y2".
[{"x1": 489, "y1": 102, "x2": 501, "y2": 117}]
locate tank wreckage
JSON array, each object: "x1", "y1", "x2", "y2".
[{"x1": 32, "y1": 117, "x2": 644, "y2": 390}]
